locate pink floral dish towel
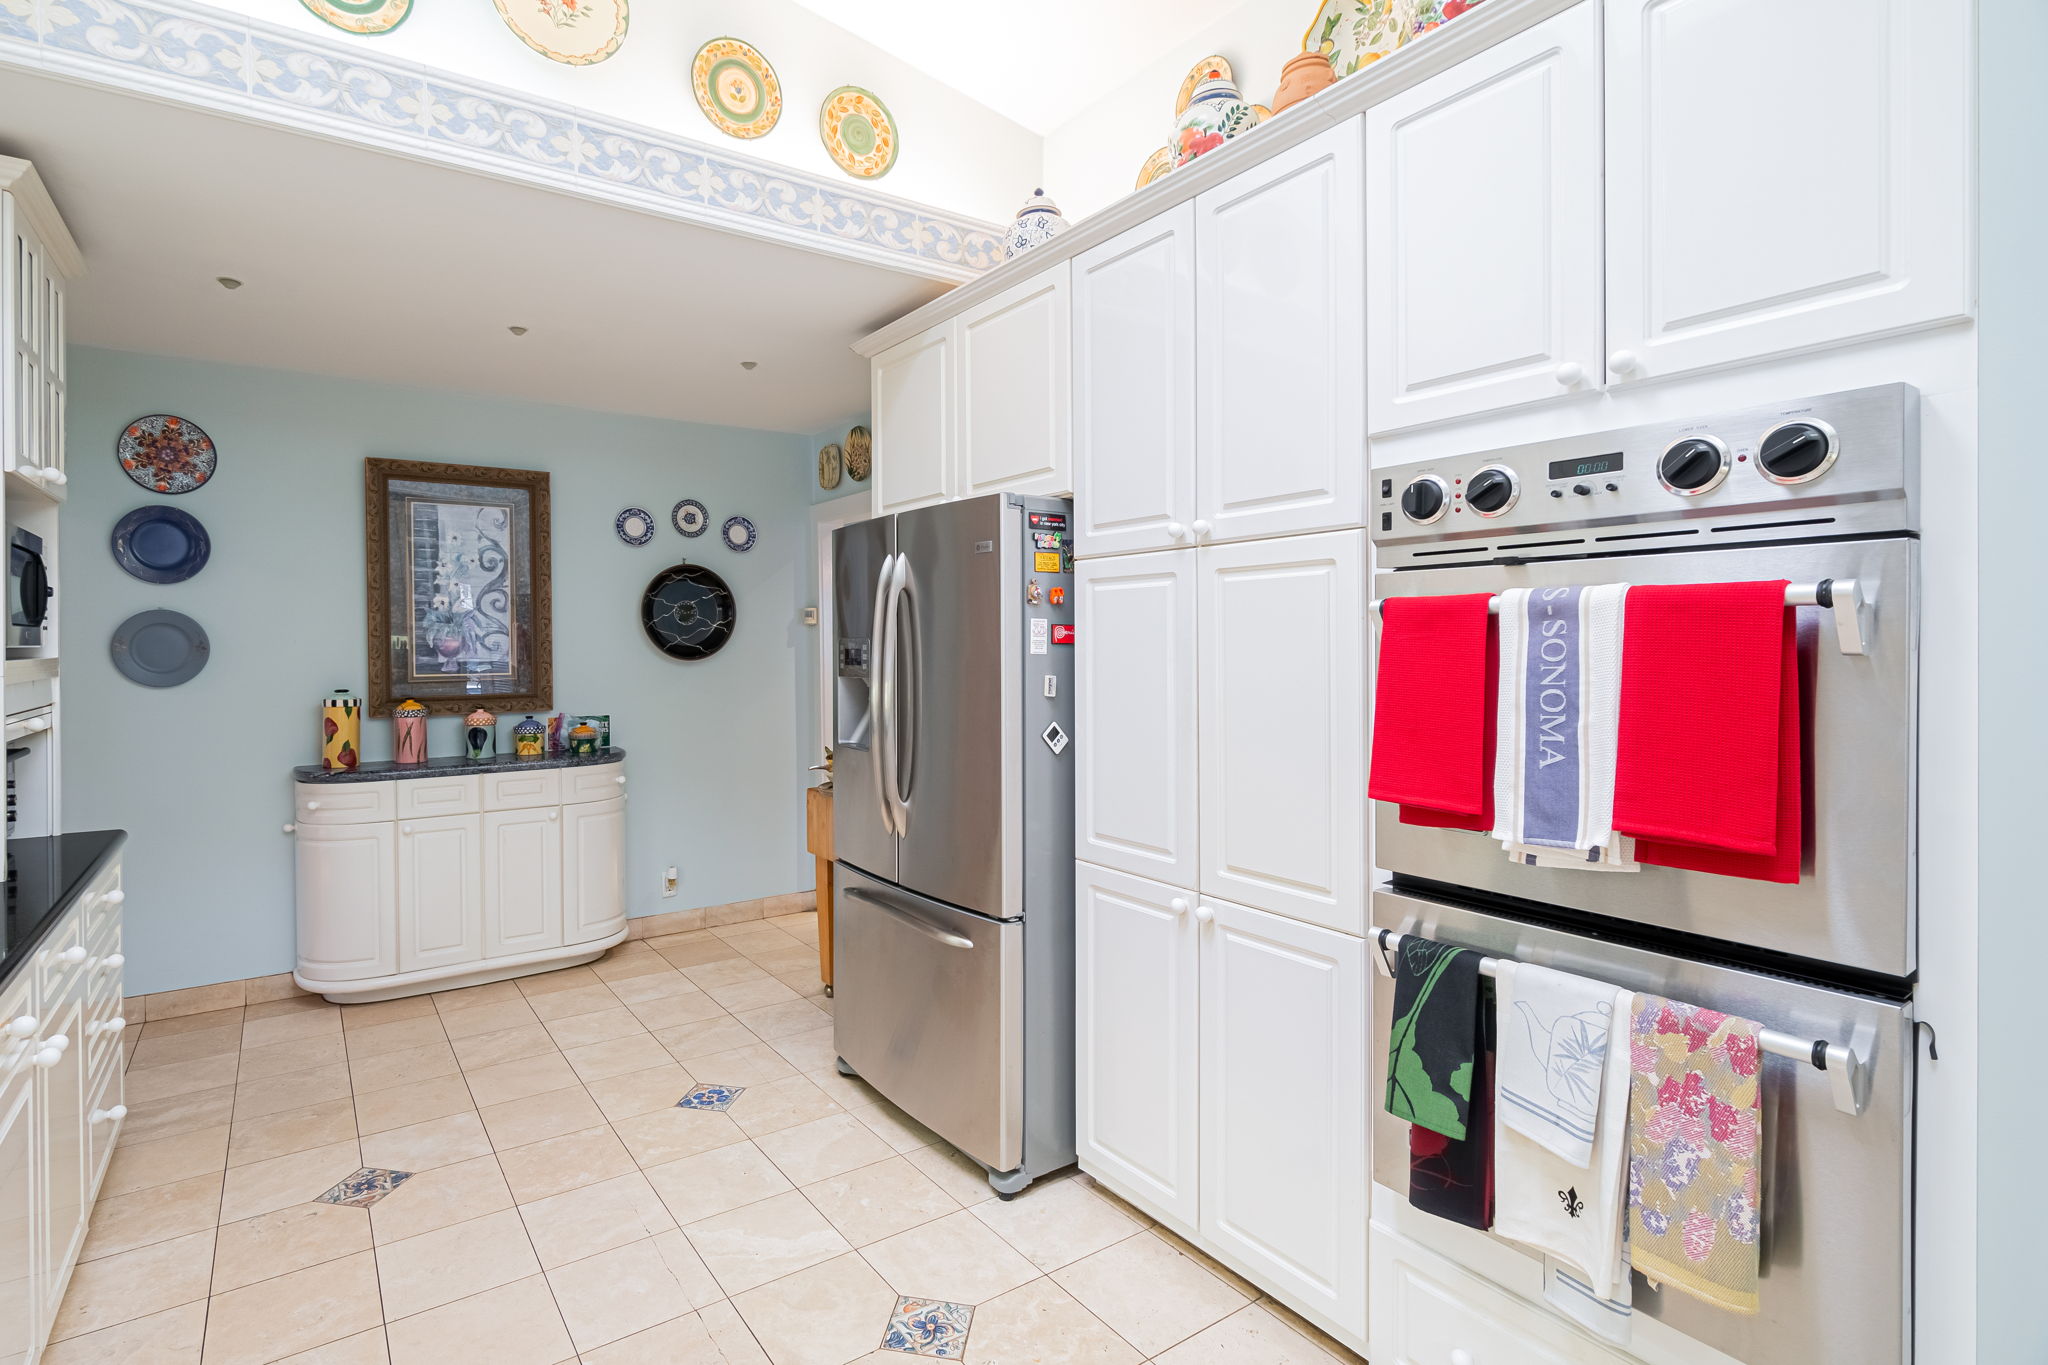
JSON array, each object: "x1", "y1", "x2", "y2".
[{"x1": 1626, "y1": 995, "x2": 1763, "y2": 1315}]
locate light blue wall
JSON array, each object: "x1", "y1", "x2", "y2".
[{"x1": 62, "y1": 346, "x2": 816, "y2": 995}]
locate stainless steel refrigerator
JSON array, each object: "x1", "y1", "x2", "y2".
[{"x1": 830, "y1": 493, "x2": 1076, "y2": 1198}]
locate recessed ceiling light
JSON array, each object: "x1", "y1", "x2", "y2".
[
  {"x1": 740, "y1": 360, "x2": 758, "y2": 370},
  {"x1": 508, "y1": 326, "x2": 529, "y2": 336},
  {"x1": 216, "y1": 276, "x2": 243, "y2": 290}
]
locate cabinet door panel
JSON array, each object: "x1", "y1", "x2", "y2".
[
  {"x1": 872, "y1": 323, "x2": 956, "y2": 513},
  {"x1": 1196, "y1": 123, "x2": 1365, "y2": 542},
  {"x1": 483, "y1": 808, "x2": 563, "y2": 958},
  {"x1": 1074, "y1": 204, "x2": 1196, "y2": 556},
  {"x1": 0, "y1": 1057, "x2": 32, "y2": 1365},
  {"x1": 1605, "y1": 0, "x2": 1970, "y2": 381},
  {"x1": 1198, "y1": 533, "x2": 1366, "y2": 935},
  {"x1": 36, "y1": 987, "x2": 87, "y2": 1323},
  {"x1": 959, "y1": 264, "x2": 1071, "y2": 499},
  {"x1": 295, "y1": 822, "x2": 398, "y2": 982},
  {"x1": 397, "y1": 814, "x2": 482, "y2": 973},
  {"x1": 1075, "y1": 864, "x2": 1199, "y2": 1231},
  {"x1": 1075, "y1": 552, "x2": 1198, "y2": 887},
  {"x1": 1367, "y1": 2, "x2": 1604, "y2": 431},
  {"x1": 1370, "y1": 1224, "x2": 1626, "y2": 1365},
  {"x1": 563, "y1": 797, "x2": 626, "y2": 944},
  {"x1": 1201, "y1": 897, "x2": 1366, "y2": 1339}
]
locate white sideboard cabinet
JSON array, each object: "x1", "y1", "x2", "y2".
[{"x1": 291, "y1": 756, "x2": 628, "y2": 1002}]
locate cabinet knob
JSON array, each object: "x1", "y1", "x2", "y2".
[
  {"x1": 46, "y1": 469, "x2": 66, "y2": 486},
  {"x1": 100, "y1": 954, "x2": 125, "y2": 971},
  {"x1": 1166, "y1": 521, "x2": 1187, "y2": 540},
  {"x1": 402, "y1": 824, "x2": 416, "y2": 835},
  {"x1": 1608, "y1": 349, "x2": 1640, "y2": 376},
  {"x1": 283, "y1": 824, "x2": 296, "y2": 834},
  {"x1": 58, "y1": 946, "x2": 87, "y2": 966},
  {"x1": 5, "y1": 1016, "x2": 37, "y2": 1039},
  {"x1": 1554, "y1": 361, "x2": 1585, "y2": 387},
  {"x1": 1168, "y1": 897, "x2": 1189, "y2": 915},
  {"x1": 1191, "y1": 519, "x2": 1212, "y2": 540},
  {"x1": 1193, "y1": 905, "x2": 1215, "y2": 924},
  {"x1": 305, "y1": 800, "x2": 322, "y2": 811},
  {"x1": 90, "y1": 1105, "x2": 126, "y2": 1124},
  {"x1": 614, "y1": 775, "x2": 627, "y2": 785},
  {"x1": 103, "y1": 889, "x2": 125, "y2": 905},
  {"x1": 548, "y1": 811, "x2": 559, "y2": 821},
  {"x1": 32, "y1": 1047, "x2": 60, "y2": 1069},
  {"x1": 105, "y1": 1017, "x2": 126, "y2": 1034},
  {"x1": 1450, "y1": 1352, "x2": 1475, "y2": 1365}
]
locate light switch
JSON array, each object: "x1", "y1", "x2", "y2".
[{"x1": 1043, "y1": 676, "x2": 1058, "y2": 699}]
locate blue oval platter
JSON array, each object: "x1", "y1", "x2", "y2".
[{"x1": 111, "y1": 505, "x2": 212, "y2": 584}]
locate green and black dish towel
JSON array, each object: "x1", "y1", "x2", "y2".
[{"x1": 1386, "y1": 937, "x2": 1494, "y2": 1229}]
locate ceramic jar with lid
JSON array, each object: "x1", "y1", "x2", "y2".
[
  {"x1": 512, "y1": 715, "x2": 546, "y2": 758},
  {"x1": 1003, "y1": 188, "x2": 1071, "y2": 259},
  {"x1": 1271, "y1": 50, "x2": 1337, "y2": 114},
  {"x1": 464, "y1": 708, "x2": 497, "y2": 760},
  {"x1": 321, "y1": 688, "x2": 361, "y2": 771},
  {"x1": 393, "y1": 699, "x2": 429, "y2": 765},
  {"x1": 1174, "y1": 69, "x2": 1260, "y2": 167}
]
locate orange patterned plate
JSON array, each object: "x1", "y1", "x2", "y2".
[{"x1": 820, "y1": 86, "x2": 898, "y2": 179}]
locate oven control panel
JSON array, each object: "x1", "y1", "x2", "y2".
[{"x1": 1372, "y1": 383, "x2": 1918, "y2": 567}]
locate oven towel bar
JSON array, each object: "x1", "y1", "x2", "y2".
[
  {"x1": 1372, "y1": 929, "x2": 1870, "y2": 1118},
  {"x1": 1372, "y1": 578, "x2": 1868, "y2": 656}
]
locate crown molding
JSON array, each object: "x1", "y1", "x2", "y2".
[{"x1": 0, "y1": 155, "x2": 85, "y2": 276}]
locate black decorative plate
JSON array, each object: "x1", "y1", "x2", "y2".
[
  {"x1": 112, "y1": 505, "x2": 211, "y2": 583},
  {"x1": 640, "y1": 562, "x2": 736, "y2": 660}
]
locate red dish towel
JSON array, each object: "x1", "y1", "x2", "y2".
[
  {"x1": 1613, "y1": 582, "x2": 1802, "y2": 884},
  {"x1": 1370, "y1": 594, "x2": 1495, "y2": 827}
]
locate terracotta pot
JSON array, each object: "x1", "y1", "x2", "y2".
[{"x1": 1271, "y1": 50, "x2": 1337, "y2": 114}]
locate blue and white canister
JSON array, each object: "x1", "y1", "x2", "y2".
[{"x1": 1003, "y1": 188, "x2": 1071, "y2": 259}]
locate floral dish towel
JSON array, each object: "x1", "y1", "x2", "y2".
[{"x1": 1626, "y1": 995, "x2": 1764, "y2": 1315}]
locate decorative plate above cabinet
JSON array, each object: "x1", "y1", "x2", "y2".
[
  {"x1": 492, "y1": 0, "x2": 628, "y2": 65},
  {"x1": 298, "y1": 0, "x2": 412, "y2": 34},
  {"x1": 692, "y1": 37, "x2": 782, "y2": 139},
  {"x1": 820, "y1": 86, "x2": 899, "y2": 179}
]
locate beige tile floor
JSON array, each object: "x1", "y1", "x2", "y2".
[{"x1": 54, "y1": 911, "x2": 1364, "y2": 1365}]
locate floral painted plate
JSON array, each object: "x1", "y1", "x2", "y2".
[
  {"x1": 1302, "y1": 0, "x2": 1414, "y2": 78},
  {"x1": 820, "y1": 86, "x2": 898, "y2": 179},
  {"x1": 844, "y1": 426, "x2": 871, "y2": 481},
  {"x1": 1175, "y1": 55, "x2": 1233, "y2": 117},
  {"x1": 118, "y1": 414, "x2": 217, "y2": 494},
  {"x1": 721, "y1": 515, "x2": 757, "y2": 553},
  {"x1": 616, "y1": 507, "x2": 655, "y2": 545},
  {"x1": 298, "y1": 0, "x2": 411, "y2": 34},
  {"x1": 672, "y1": 498, "x2": 709, "y2": 537},
  {"x1": 491, "y1": 0, "x2": 628, "y2": 66},
  {"x1": 1136, "y1": 146, "x2": 1174, "y2": 189},
  {"x1": 692, "y1": 37, "x2": 781, "y2": 139}
]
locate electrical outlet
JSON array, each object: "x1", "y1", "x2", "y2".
[{"x1": 663, "y1": 866, "x2": 679, "y2": 898}]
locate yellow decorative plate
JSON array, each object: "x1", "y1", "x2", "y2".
[
  {"x1": 692, "y1": 37, "x2": 781, "y2": 139},
  {"x1": 1176, "y1": 55, "x2": 1233, "y2": 117},
  {"x1": 298, "y1": 0, "x2": 410, "y2": 34},
  {"x1": 1136, "y1": 146, "x2": 1174, "y2": 189},
  {"x1": 491, "y1": 0, "x2": 628, "y2": 66},
  {"x1": 820, "y1": 86, "x2": 898, "y2": 179}
]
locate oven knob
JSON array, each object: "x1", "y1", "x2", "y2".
[
  {"x1": 1658, "y1": 436, "x2": 1731, "y2": 496},
  {"x1": 1400, "y1": 475, "x2": 1449, "y2": 525},
  {"x1": 1757, "y1": 419, "x2": 1839, "y2": 484},
  {"x1": 1465, "y1": 466, "x2": 1518, "y2": 517}
]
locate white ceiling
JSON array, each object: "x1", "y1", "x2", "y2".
[
  {"x1": 788, "y1": 0, "x2": 1254, "y2": 135},
  {"x1": 0, "y1": 73, "x2": 950, "y2": 433}
]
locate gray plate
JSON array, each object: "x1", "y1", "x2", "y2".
[{"x1": 111, "y1": 609, "x2": 211, "y2": 687}]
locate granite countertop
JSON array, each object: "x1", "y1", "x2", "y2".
[
  {"x1": 4, "y1": 830, "x2": 127, "y2": 987},
  {"x1": 293, "y1": 748, "x2": 627, "y2": 784}
]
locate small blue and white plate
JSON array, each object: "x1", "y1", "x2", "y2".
[
  {"x1": 673, "y1": 498, "x2": 709, "y2": 537},
  {"x1": 721, "y1": 514, "x2": 756, "y2": 553},
  {"x1": 616, "y1": 507, "x2": 655, "y2": 545}
]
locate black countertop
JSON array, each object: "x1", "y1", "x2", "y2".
[
  {"x1": 5, "y1": 830, "x2": 127, "y2": 988},
  {"x1": 292, "y1": 748, "x2": 626, "y2": 785}
]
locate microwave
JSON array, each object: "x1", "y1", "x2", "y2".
[{"x1": 8, "y1": 526, "x2": 50, "y2": 656}]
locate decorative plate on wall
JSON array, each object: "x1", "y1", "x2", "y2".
[
  {"x1": 641, "y1": 562, "x2": 736, "y2": 660},
  {"x1": 672, "y1": 499, "x2": 709, "y2": 537},
  {"x1": 721, "y1": 515, "x2": 757, "y2": 552},
  {"x1": 492, "y1": 0, "x2": 628, "y2": 65},
  {"x1": 118, "y1": 414, "x2": 217, "y2": 494},
  {"x1": 298, "y1": 0, "x2": 412, "y2": 34},
  {"x1": 111, "y1": 506, "x2": 211, "y2": 584},
  {"x1": 692, "y1": 38, "x2": 782, "y2": 139},
  {"x1": 1136, "y1": 146, "x2": 1174, "y2": 189},
  {"x1": 817, "y1": 442, "x2": 843, "y2": 491},
  {"x1": 844, "y1": 426, "x2": 871, "y2": 481},
  {"x1": 819, "y1": 86, "x2": 899, "y2": 179},
  {"x1": 615, "y1": 507, "x2": 655, "y2": 545},
  {"x1": 111, "y1": 609, "x2": 211, "y2": 688}
]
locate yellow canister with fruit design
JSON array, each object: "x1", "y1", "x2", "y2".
[{"x1": 322, "y1": 688, "x2": 362, "y2": 771}]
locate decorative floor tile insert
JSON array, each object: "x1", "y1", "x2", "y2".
[
  {"x1": 881, "y1": 1296, "x2": 972, "y2": 1357},
  {"x1": 317, "y1": 1167, "x2": 414, "y2": 1207},
  {"x1": 677, "y1": 1084, "x2": 745, "y2": 1111}
]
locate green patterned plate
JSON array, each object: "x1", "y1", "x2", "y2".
[
  {"x1": 299, "y1": 0, "x2": 411, "y2": 34},
  {"x1": 819, "y1": 86, "x2": 898, "y2": 180},
  {"x1": 693, "y1": 37, "x2": 781, "y2": 139}
]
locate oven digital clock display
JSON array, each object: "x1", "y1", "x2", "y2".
[{"x1": 1547, "y1": 452, "x2": 1624, "y2": 481}]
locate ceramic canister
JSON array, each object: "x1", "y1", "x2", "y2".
[
  {"x1": 1271, "y1": 49, "x2": 1337, "y2": 114},
  {"x1": 513, "y1": 715, "x2": 546, "y2": 758},
  {"x1": 569, "y1": 722, "x2": 599, "y2": 756},
  {"x1": 393, "y1": 699, "x2": 429, "y2": 765},
  {"x1": 322, "y1": 688, "x2": 362, "y2": 771},
  {"x1": 465, "y1": 707, "x2": 497, "y2": 760},
  {"x1": 1003, "y1": 188, "x2": 1071, "y2": 259},
  {"x1": 1174, "y1": 70, "x2": 1258, "y2": 167}
]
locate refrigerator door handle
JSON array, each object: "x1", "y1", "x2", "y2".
[
  {"x1": 871, "y1": 552, "x2": 899, "y2": 836},
  {"x1": 889, "y1": 557, "x2": 919, "y2": 829},
  {"x1": 842, "y1": 885, "x2": 975, "y2": 949}
]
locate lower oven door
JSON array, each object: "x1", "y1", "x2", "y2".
[
  {"x1": 1371, "y1": 886, "x2": 1912, "y2": 1365},
  {"x1": 1374, "y1": 533, "x2": 1915, "y2": 981},
  {"x1": 833, "y1": 863, "x2": 1024, "y2": 1173}
]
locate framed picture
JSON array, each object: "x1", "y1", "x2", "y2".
[{"x1": 365, "y1": 458, "x2": 552, "y2": 714}]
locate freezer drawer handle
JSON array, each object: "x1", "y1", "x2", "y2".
[
  {"x1": 844, "y1": 886, "x2": 975, "y2": 950},
  {"x1": 1373, "y1": 929, "x2": 1872, "y2": 1117}
]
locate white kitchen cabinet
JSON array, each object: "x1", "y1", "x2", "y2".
[
  {"x1": 397, "y1": 814, "x2": 483, "y2": 974},
  {"x1": 1366, "y1": 2, "x2": 1604, "y2": 431},
  {"x1": 1202, "y1": 895, "x2": 1367, "y2": 1341},
  {"x1": 958, "y1": 263, "x2": 1072, "y2": 499},
  {"x1": 1074, "y1": 863, "x2": 1201, "y2": 1232},
  {"x1": 872, "y1": 321, "x2": 957, "y2": 514},
  {"x1": 562, "y1": 796, "x2": 627, "y2": 945},
  {"x1": 1, "y1": 158, "x2": 80, "y2": 497},
  {"x1": 1370, "y1": 1221, "x2": 1631, "y2": 1365},
  {"x1": 1073, "y1": 203, "x2": 1197, "y2": 557},
  {"x1": 0, "y1": 1038, "x2": 33, "y2": 1365},
  {"x1": 1198, "y1": 533, "x2": 1367, "y2": 936},
  {"x1": 1074, "y1": 551, "x2": 1199, "y2": 888},
  {"x1": 293, "y1": 822, "x2": 399, "y2": 983},
  {"x1": 1604, "y1": 0, "x2": 1971, "y2": 383},
  {"x1": 483, "y1": 807, "x2": 563, "y2": 958},
  {"x1": 34, "y1": 984, "x2": 85, "y2": 1329},
  {"x1": 1195, "y1": 122, "x2": 1365, "y2": 544}
]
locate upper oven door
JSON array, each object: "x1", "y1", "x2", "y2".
[{"x1": 1374, "y1": 534, "x2": 1916, "y2": 980}]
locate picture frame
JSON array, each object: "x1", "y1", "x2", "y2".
[{"x1": 364, "y1": 458, "x2": 552, "y2": 714}]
